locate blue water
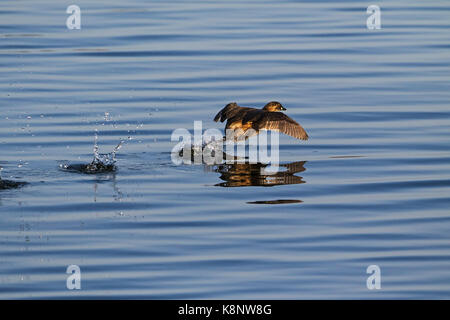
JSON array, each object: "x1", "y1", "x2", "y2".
[{"x1": 1, "y1": 0, "x2": 450, "y2": 299}]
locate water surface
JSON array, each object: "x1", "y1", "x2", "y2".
[{"x1": 1, "y1": 0, "x2": 450, "y2": 299}]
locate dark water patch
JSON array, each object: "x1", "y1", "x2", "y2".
[
  {"x1": 247, "y1": 199, "x2": 303, "y2": 205},
  {"x1": 0, "y1": 179, "x2": 27, "y2": 190},
  {"x1": 60, "y1": 162, "x2": 116, "y2": 174}
]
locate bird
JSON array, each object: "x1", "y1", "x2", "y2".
[{"x1": 213, "y1": 101, "x2": 309, "y2": 141}]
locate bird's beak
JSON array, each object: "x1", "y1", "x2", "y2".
[{"x1": 281, "y1": 106, "x2": 287, "y2": 111}]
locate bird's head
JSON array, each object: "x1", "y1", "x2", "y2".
[{"x1": 263, "y1": 101, "x2": 286, "y2": 112}]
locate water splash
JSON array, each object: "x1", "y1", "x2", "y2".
[
  {"x1": 92, "y1": 132, "x2": 127, "y2": 166},
  {"x1": 61, "y1": 132, "x2": 130, "y2": 174}
]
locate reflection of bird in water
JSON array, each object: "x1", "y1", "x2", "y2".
[
  {"x1": 208, "y1": 161, "x2": 307, "y2": 187},
  {"x1": 214, "y1": 101, "x2": 309, "y2": 141}
]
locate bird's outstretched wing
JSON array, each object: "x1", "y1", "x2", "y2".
[
  {"x1": 214, "y1": 102, "x2": 246, "y2": 122},
  {"x1": 256, "y1": 112, "x2": 309, "y2": 140}
]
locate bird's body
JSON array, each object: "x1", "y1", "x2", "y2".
[{"x1": 214, "y1": 101, "x2": 308, "y2": 141}]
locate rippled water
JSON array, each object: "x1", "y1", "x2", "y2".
[{"x1": 1, "y1": 0, "x2": 450, "y2": 299}]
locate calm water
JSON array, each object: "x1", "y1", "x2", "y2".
[{"x1": 1, "y1": 0, "x2": 450, "y2": 299}]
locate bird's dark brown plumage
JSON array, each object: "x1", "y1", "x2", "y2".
[{"x1": 214, "y1": 102, "x2": 309, "y2": 141}]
